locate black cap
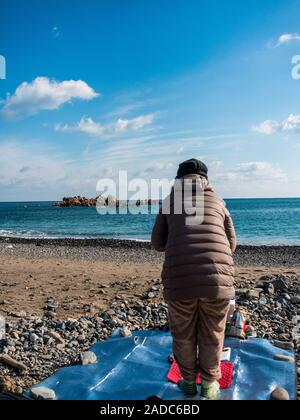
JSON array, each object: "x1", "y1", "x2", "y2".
[{"x1": 176, "y1": 159, "x2": 208, "y2": 179}]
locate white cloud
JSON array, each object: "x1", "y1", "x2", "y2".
[
  {"x1": 0, "y1": 140, "x2": 67, "y2": 188},
  {"x1": 253, "y1": 114, "x2": 300, "y2": 135},
  {"x1": 144, "y1": 162, "x2": 174, "y2": 174},
  {"x1": 211, "y1": 161, "x2": 290, "y2": 198},
  {"x1": 252, "y1": 120, "x2": 280, "y2": 135},
  {"x1": 1, "y1": 77, "x2": 99, "y2": 119},
  {"x1": 210, "y1": 161, "x2": 287, "y2": 199},
  {"x1": 281, "y1": 114, "x2": 300, "y2": 131},
  {"x1": 232, "y1": 162, "x2": 285, "y2": 180},
  {"x1": 274, "y1": 33, "x2": 300, "y2": 47},
  {"x1": 0, "y1": 136, "x2": 294, "y2": 201},
  {"x1": 56, "y1": 114, "x2": 156, "y2": 137}
]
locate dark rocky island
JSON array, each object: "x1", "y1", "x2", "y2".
[{"x1": 53, "y1": 195, "x2": 161, "y2": 208}]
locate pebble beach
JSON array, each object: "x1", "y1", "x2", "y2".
[{"x1": 0, "y1": 237, "x2": 300, "y2": 398}]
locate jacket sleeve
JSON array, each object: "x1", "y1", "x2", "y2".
[
  {"x1": 151, "y1": 211, "x2": 168, "y2": 252},
  {"x1": 224, "y1": 207, "x2": 237, "y2": 253}
]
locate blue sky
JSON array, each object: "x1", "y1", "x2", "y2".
[{"x1": 1, "y1": 0, "x2": 300, "y2": 200}]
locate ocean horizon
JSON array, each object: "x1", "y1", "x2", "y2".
[{"x1": 0, "y1": 197, "x2": 300, "y2": 245}]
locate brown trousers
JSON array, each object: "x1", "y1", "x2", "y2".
[{"x1": 168, "y1": 298, "x2": 230, "y2": 383}]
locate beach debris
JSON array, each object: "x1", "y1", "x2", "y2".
[
  {"x1": 0, "y1": 355, "x2": 27, "y2": 372},
  {"x1": 30, "y1": 386, "x2": 56, "y2": 400},
  {"x1": 245, "y1": 325, "x2": 257, "y2": 338},
  {"x1": 80, "y1": 351, "x2": 97, "y2": 366},
  {"x1": 226, "y1": 309, "x2": 247, "y2": 339}
]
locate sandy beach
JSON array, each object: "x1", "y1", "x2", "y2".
[
  {"x1": 0, "y1": 239, "x2": 300, "y2": 318},
  {"x1": 0, "y1": 238, "x2": 300, "y2": 397}
]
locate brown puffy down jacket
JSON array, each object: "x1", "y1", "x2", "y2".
[{"x1": 151, "y1": 175, "x2": 237, "y2": 302}]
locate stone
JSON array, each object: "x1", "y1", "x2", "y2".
[
  {"x1": 45, "y1": 303, "x2": 59, "y2": 311},
  {"x1": 272, "y1": 278, "x2": 288, "y2": 290},
  {"x1": 235, "y1": 289, "x2": 248, "y2": 297},
  {"x1": 0, "y1": 376, "x2": 17, "y2": 393},
  {"x1": 270, "y1": 387, "x2": 290, "y2": 400},
  {"x1": 30, "y1": 333, "x2": 39, "y2": 343},
  {"x1": 259, "y1": 297, "x2": 267, "y2": 305},
  {"x1": 0, "y1": 300, "x2": 8, "y2": 305},
  {"x1": 246, "y1": 289, "x2": 262, "y2": 300},
  {"x1": 276, "y1": 326, "x2": 286, "y2": 334},
  {"x1": 17, "y1": 310, "x2": 27, "y2": 318},
  {"x1": 80, "y1": 351, "x2": 97, "y2": 366},
  {"x1": 49, "y1": 331, "x2": 65, "y2": 345},
  {"x1": 30, "y1": 386, "x2": 56, "y2": 400},
  {"x1": 148, "y1": 292, "x2": 155, "y2": 299},
  {"x1": 120, "y1": 327, "x2": 132, "y2": 338},
  {"x1": 40, "y1": 355, "x2": 52, "y2": 361},
  {"x1": 291, "y1": 296, "x2": 300, "y2": 305},
  {"x1": 264, "y1": 283, "x2": 275, "y2": 295}
]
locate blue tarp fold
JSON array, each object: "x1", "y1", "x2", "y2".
[{"x1": 32, "y1": 330, "x2": 296, "y2": 400}]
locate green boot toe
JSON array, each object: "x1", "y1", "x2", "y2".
[{"x1": 178, "y1": 379, "x2": 198, "y2": 396}]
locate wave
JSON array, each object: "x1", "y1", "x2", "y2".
[
  {"x1": 0, "y1": 229, "x2": 150, "y2": 242},
  {"x1": 0, "y1": 229, "x2": 56, "y2": 239}
]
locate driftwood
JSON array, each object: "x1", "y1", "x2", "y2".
[{"x1": 0, "y1": 354, "x2": 27, "y2": 372}]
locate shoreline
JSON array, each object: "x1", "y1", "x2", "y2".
[{"x1": 1, "y1": 236, "x2": 300, "y2": 267}]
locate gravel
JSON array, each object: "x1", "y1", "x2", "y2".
[
  {"x1": 0, "y1": 273, "x2": 299, "y2": 399},
  {"x1": 1, "y1": 237, "x2": 300, "y2": 267}
]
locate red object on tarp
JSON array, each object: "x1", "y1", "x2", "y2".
[{"x1": 167, "y1": 361, "x2": 234, "y2": 389}]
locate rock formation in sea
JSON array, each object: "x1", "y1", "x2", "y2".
[{"x1": 53, "y1": 196, "x2": 161, "y2": 208}]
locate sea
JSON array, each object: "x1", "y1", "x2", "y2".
[{"x1": 0, "y1": 198, "x2": 300, "y2": 245}]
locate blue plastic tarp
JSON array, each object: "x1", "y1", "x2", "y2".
[{"x1": 31, "y1": 330, "x2": 296, "y2": 400}]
